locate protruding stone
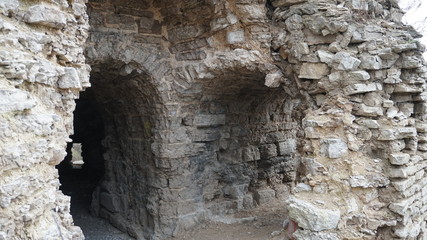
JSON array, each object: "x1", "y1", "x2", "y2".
[
  {"x1": 271, "y1": 0, "x2": 307, "y2": 7},
  {"x1": 23, "y1": 5, "x2": 67, "y2": 28},
  {"x1": 227, "y1": 30, "x2": 245, "y2": 44},
  {"x1": 287, "y1": 197, "x2": 340, "y2": 231},
  {"x1": 299, "y1": 63, "x2": 329, "y2": 79},
  {"x1": 389, "y1": 153, "x2": 410, "y2": 165},
  {"x1": 343, "y1": 83, "x2": 382, "y2": 95},
  {"x1": 333, "y1": 52, "x2": 361, "y2": 70},
  {"x1": 0, "y1": 89, "x2": 36, "y2": 113},
  {"x1": 321, "y1": 138, "x2": 348, "y2": 159},
  {"x1": 278, "y1": 139, "x2": 297, "y2": 155}
]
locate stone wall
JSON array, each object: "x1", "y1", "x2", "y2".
[
  {"x1": 1, "y1": 0, "x2": 427, "y2": 239},
  {"x1": 0, "y1": 0, "x2": 90, "y2": 239}
]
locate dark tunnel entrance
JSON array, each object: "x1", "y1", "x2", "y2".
[{"x1": 57, "y1": 90, "x2": 134, "y2": 239}]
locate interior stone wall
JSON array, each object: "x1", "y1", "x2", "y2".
[{"x1": 1, "y1": 0, "x2": 427, "y2": 240}]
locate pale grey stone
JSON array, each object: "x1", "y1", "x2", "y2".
[
  {"x1": 347, "y1": 70, "x2": 370, "y2": 81},
  {"x1": 0, "y1": 89, "x2": 36, "y2": 113},
  {"x1": 294, "y1": 183, "x2": 311, "y2": 193},
  {"x1": 278, "y1": 139, "x2": 297, "y2": 155},
  {"x1": 58, "y1": 67, "x2": 81, "y2": 89},
  {"x1": 287, "y1": 197, "x2": 340, "y2": 231},
  {"x1": 227, "y1": 30, "x2": 245, "y2": 44},
  {"x1": 272, "y1": 0, "x2": 307, "y2": 7},
  {"x1": 343, "y1": 83, "x2": 382, "y2": 95},
  {"x1": 0, "y1": 0, "x2": 19, "y2": 15},
  {"x1": 293, "y1": 229, "x2": 339, "y2": 240},
  {"x1": 360, "y1": 55, "x2": 382, "y2": 70},
  {"x1": 389, "y1": 153, "x2": 410, "y2": 165},
  {"x1": 333, "y1": 52, "x2": 361, "y2": 70},
  {"x1": 194, "y1": 114, "x2": 225, "y2": 127},
  {"x1": 254, "y1": 189, "x2": 276, "y2": 205},
  {"x1": 265, "y1": 71, "x2": 284, "y2": 88},
  {"x1": 349, "y1": 175, "x2": 390, "y2": 188},
  {"x1": 317, "y1": 50, "x2": 334, "y2": 64},
  {"x1": 321, "y1": 138, "x2": 348, "y2": 159},
  {"x1": 299, "y1": 63, "x2": 329, "y2": 79},
  {"x1": 23, "y1": 5, "x2": 67, "y2": 28}
]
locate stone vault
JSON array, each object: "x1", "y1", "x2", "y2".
[{"x1": 1, "y1": 0, "x2": 427, "y2": 239}]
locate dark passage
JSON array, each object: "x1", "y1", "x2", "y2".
[{"x1": 57, "y1": 90, "x2": 133, "y2": 239}]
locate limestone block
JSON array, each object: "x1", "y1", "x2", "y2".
[
  {"x1": 347, "y1": 70, "x2": 370, "y2": 81},
  {"x1": 317, "y1": 50, "x2": 334, "y2": 64},
  {"x1": 401, "y1": 56, "x2": 422, "y2": 69},
  {"x1": 321, "y1": 138, "x2": 348, "y2": 159},
  {"x1": 0, "y1": 89, "x2": 36, "y2": 113},
  {"x1": 265, "y1": 71, "x2": 284, "y2": 88},
  {"x1": 349, "y1": 174, "x2": 389, "y2": 188},
  {"x1": 287, "y1": 197, "x2": 340, "y2": 231},
  {"x1": 193, "y1": 114, "x2": 225, "y2": 127},
  {"x1": 333, "y1": 52, "x2": 361, "y2": 70},
  {"x1": 416, "y1": 122, "x2": 427, "y2": 133},
  {"x1": 299, "y1": 63, "x2": 329, "y2": 79},
  {"x1": 259, "y1": 144, "x2": 278, "y2": 159},
  {"x1": 0, "y1": 0, "x2": 19, "y2": 15},
  {"x1": 278, "y1": 139, "x2": 297, "y2": 155},
  {"x1": 227, "y1": 30, "x2": 245, "y2": 44},
  {"x1": 242, "y1": 146, "x2": 261, "y2": 162},
  {"x1": 305, "y1": 127, "x2": 320, "y2": 139},
  {"x1": 301, "y1": 158, "x2": 326, "y2": 175},
  {"x1": 389, "y1": 153, "x2": 410, "y2": 165},
  {"x1": 190, "y1": 129, "x2": 221, "y2": 142},
  {"x1": 393, "y1": 84, "x2": 423, "y2": 93},
  {"x1": 357, "y1": 119, "x2": 380, "y2": 129},
  {"x1": 343, "y1": 83, "x2": 382, "y2": 95},
  {"x1": 354, "y1": 104, "x2": 383, "y2": 117},
  {"x1": 271, "y1": 0, "x2": 307, "y2": 7},
  {"x1": 294, "y1": 183, "x2": 311, "y2": 193},
  {"x1": 293, "y1": 229, "x2": 339, "y2": 240},
  {"x1": 58, "y1": 67, "x2": 82, "y2": 89},
  {"x1": 360, "y1": 55, "x2": 382, "y2": 70},
  {"x1": 168, "y1": 25, "x2": 205, "y2": 43},
  {"x1": 290, "y1": 42, "x2": 309, "y2": 60},
  {"x1": 23, "y1": 5, "x2": 67, "y2": 29},
  {"x1": 393, "y1": 43, "x2": 418, "y2": 53},
  {"x1": 351, "y1": 0, "x2": 369, "y2": 10},
  {"x1": 254, "y1": 189, "x2": 276, "y2": 205}
]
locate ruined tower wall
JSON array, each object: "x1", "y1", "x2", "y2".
[
  {"x1": 0, "y1": 0, "x2": 90, "y2": 239},
  {"x1": 1, "y1": 0, "x2": 427, "y2": 240}
]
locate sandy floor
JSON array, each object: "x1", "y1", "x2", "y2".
[{"x1": 60, "y1": 168, "x2": 289, "y2": 240}]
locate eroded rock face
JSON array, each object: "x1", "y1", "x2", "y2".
[{"x1": 1, "y1": 0, "x2": 427, "y2": 240}]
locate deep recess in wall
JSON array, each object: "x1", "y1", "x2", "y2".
[{"x1": 57, "y1": 89, "x2": 106, "y2": 231}]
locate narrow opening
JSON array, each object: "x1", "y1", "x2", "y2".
[{"x1": 57, "y1": 90, "x2": 134, "y2": 239}]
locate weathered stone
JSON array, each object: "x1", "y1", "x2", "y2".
[
  {"x1": 389, "y1": 153, "x2": 410, "y2": 165},
  {"x1": 287, "y1": 197, "x2": 340, "y2": 231},
  {"x1": 343, "y1": 83, "x2": 382, "y2": 95},
  {"x1": 293, "y1": 229, "x2": 339, "y2": 240},
  {"x1": 58, "y1": 68, "x2": 82, "y2": 89},
  {"x1": 299, "y1": 63, "x2": 329, "y2": 79},
  {"x1": 349, "y1": 175, "x2": 390, "y2": 188},
  {"x1": 227, "y1": 30, "x2": 245, "y2": 44},
  {"x1": 193, "y1": 114, "x2": 225, "y2": 127},
  {"x1": 317, "y1": 50, "x2": 334, "y2": 64},
  {"x1": 360, "y1": 55, "x2": 382, "y2": 70},
  {"x1": 23, "y1": 5, "x2": 67, "y2": 28},
  {"x1": 278, "y1": 139, "x2": 297, "y2": 155},
  {"x1": 0, "y1": 89, "x2": 36, "y2": 113},
  {"x1": 254, "y1": 189, "x2": 276, "y2": 205},
  {"x1": 333, "y1": 52, "x2": 361, "y2": 71},
  {"x1": 271, "y1": 0, "x2": 307, "y2": 7},
  {"x1": 321, "y1": 138, "x2": 348, "y2": 159}
]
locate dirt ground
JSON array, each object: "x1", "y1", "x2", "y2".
[
  {"x1": 60, "y1": 168, "x2": 289, "y2": 240},
  {"x1": 166, "y1": 201, "x2": 290, "y2": 240}
]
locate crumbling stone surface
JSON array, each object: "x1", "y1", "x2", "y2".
[{"x1": 1, "y1": 0, "x2": 427, "y2": 240}]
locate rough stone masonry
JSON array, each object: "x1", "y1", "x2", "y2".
[{"x1": 0, "y1": 0, "x2": 426, "y2": 239}]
